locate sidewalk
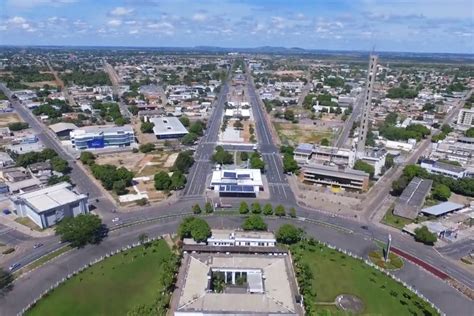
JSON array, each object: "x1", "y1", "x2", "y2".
[{"x1": 0, "y1": 214, "x2": 53, "y2": 238}]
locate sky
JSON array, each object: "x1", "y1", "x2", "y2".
[{"x1": 0, "y1": 0, "x2": 473, "y2": 53}]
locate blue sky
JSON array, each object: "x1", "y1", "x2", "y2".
[{"x1": 0, "y1": 0, "x2": 473, "y2": 53}]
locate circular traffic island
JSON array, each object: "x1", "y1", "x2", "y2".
[
  {"x1": 368, "y1": 250, "x2": 404, "y2": 270},
  {"x1": 336, "y1": 294, "x2": 364, "y2": 314}
]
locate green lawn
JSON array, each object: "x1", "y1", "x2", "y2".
[
  {"x1": 382, "y1": 207, "x2": 413, "y2": 230},
  {"x1": 291, "y1": 241, "x2": 439, "y2": 315},
  {"x1": 27, "y1": 240, "x2": 173, "y2": 316}
]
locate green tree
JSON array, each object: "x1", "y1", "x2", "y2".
[
  {"x1": 140, "y1": 121, "x2": 155, "y2": 133},
  {"x1": 251, "y1": 202, "x2": 261, "y2": 214},
  {"x1": 113, "y1": 179, "x2": 128, "y2": 195},
  {"x1": 284, "y1": 109, "x2": 295, "y2": 121},
  {"x1": 263, "y1": 203, "x2": 273, "y2": 215},
  {"x1": 189, "y1": 120, "x2": 205, "y2": 136},
  {"x1": 465, "y1": 127, "x2": 474, "y2": 138},
  {"x1": 391, "y1": 176, "x2": 409, "y2": 196},
  {"x1": 50, "y1": 156, "x2": 70, "y2": 174},
  {"x1": 320, "y1": 138, "x2": 330, "y2": 146},
  {"x1": 240, "y1": 151, "x2": 249, "y2": 161},
  {"x1": 432, "y1": 184, "x2": 451, "y2": 201},
  {"x1": 275, "y1": 204, "x2": 286, "y2": 217},
  {"x1": 242, "y1": 215, "x2": 267, "y2": 231},
  {"x1": 249, "y1": 152, "x2": 265, "y2": 171},
  {"x1": 7, "y1": 122, "x2": 29, "y2": 131},
  {"x1": 276, "y1": 224, "x2": 303, "y2": 244},
  {"x1": 154, "y1": 171, "x2": 171, "y2": 190},
  {"x1": 283, "y1": 154, "x2": 299, "y2": 174},
  {"x1": 181, "y1": 133, "x2": 198, "y2": 145},
  {"x1": 239, "y1": 201, "x2": 249, "y2": 214},
  {"x1": 55, "y1": 214, "x2": 103, "y2": 248},
  {"x1": 80, "y1": 151, "x2": 95, "y2": 165},
  {"x1": 289, "y1": 207, "x2": 297, "y2": 218},
  {"x1": 139, "y1": 143, "x2": 155, "y2": 153},
  {"x1": 354, "y1": 160, "x2": 375, "y2": 178},
  {"x1": 212, "y1": 147, "x2": 233, "y2": 164},
  {"x1": 179, "y1": 116, "x2": 190, "y2": 127},
  {"x1": 172, "y1": 151, "x2": 195, "y2": 173},
  {"x1": 177, "y1": 217, "x2": 211, "y2": 242},
  {"x1": 403, "y1": 165, "x2": 428, "y2": 181},
  {"x1": 205, "y1": 201, "x2": 213, "y2": 213},
  {"x1": 192, "y1": 203, "x2": 202, "y2": 214},
  {"x1": 414, "y1": 226, "x2": 437, "y2": 245},
  {"x1": 170, "y1": 170, "x2": 186, "y2": 190}
]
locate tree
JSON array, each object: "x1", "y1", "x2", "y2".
[
  {"x1": 212, "y1": 147, "x2": 233, "y2": 164},
  {"x1": 139, "y1": 143, "x2": 155, "y2": 153},
  {"x1": 113, "y1": 179, "x2": 128, "y2": 195},
  {"x1": 50, "y1": 156, "x2": 70, "y2": 174},
  {"x1": 189, "y1": 120, "x2": 205, "y2": 136},
  {"x1": 251, "y1": 202, "x2": 261, "y2": 214},
  {"x1": 284, "y1": 109, "x2": 295, "y2": 121},
  {"x1": 354, "y1": 160, "x2": 375, "y2": 178},
  {"x1": 280, "y1": 145, "x2": 294, "y2": 155},
  {"x1": 181, "y1": 133, "x2": 198, "y2": 145},
  {"x1": 242, "y1": 215, "x2": 267, "y2": 231},
  {"x1": 177, "y1": 217, "x2": 211, "y2": 242},
  {"x1": 239, "y1": 201, "x2": 249, "y2": 214},
  {"x1": 233, "y1": 120, "x2": 243, "y2": 130},
  {"x1": 414, "y1": 226, "x2": 437, "y2": 245},
  {"x1": 55, "y1": 214, "x2": 104, "y2": 248},
  {"x1": 140, "y1": 121, "x2": 155, "y2": 133},
  {"x1": 179, "y1": 116, "x2": 190, "y2": 127},
  {"x1": 263, "y1": 203, "x2": 273, "y2": 215},
  {"x1": 465, "y1": 127, "x2": 474, "y2": 138},
  {"x1": 283, "y1": 154, "x2": 299, "y2": 174},
  {"x1": 392, "y1": 176, "x2": 409, "y2": 196},
  {"x1": 80, "y1": 151, "x2": 95, "y2": 165},
  {"x1": 432, "y1": 184, "x2": 451, "y2": 201},
  {"x1": 276, "y1": 224, "x2": 303, "y2": 244},
  {"x1": 250, "y1": 152, "x2": 265, "y2": 171},
  {"x1": 205, "y1": 201, "x2": 213, "y2": 213},
  {"x1": 172, "y1": 151, "x2": 194, "y2": 173},
  {"x1": 240, "y1": 151, "x2": 249, "y2": 161},
  {"x1": 275, "y1": 204, "x2": 286, "y2": 217},
  {"x1": 170, "y1": 170, "x2": 186, "y2": 190},
  {"x1": 289, "y1": 207, "x2": 296, "y2": 218},
  {"x1": 7, "y1": 122, "x2": 29, "y2": 131},
  {"x1": 320, "y1": 138, "x2": 330, "y2": 146},
  {"x1": 154, "y1": 171, "x2": 171, "y2": 190},
  {"x1": 403, "y1": 165, "x2": 428, "y2": 181},
  {"x1": 192, "y1": 203, "x2": 202, "y2": 214}
]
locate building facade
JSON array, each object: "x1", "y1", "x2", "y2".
[
  {"x1": 210, "y1": 169, "x2": 263, "y2": 197},
  {"x1": 70, "y1": 125, "x2": 135, "y2": 150},
  {"x1": 301, "y1": 163, "x2": 369, "y2": 191}
]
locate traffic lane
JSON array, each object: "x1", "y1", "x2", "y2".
[
  {"x1": 436, "y1": 239, "x2": 473, "y2": 260},
  {"x1": 0, "y1": 224, "x2": 30, "y2": 246},
  {"x1": 1, "y1": 236, "x2": 60, "y2": 271}
]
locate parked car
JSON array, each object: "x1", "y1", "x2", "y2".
[{"x1": 2, "y1": 209, "x2": 11, "y2": 215}]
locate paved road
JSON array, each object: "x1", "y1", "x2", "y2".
[
  {"x1": 0, "y1": 224, "x2": 30, "y2": 246},
  {"x1": 103, "y1": 60, "x2": 131, "y2": 118},
  {"x1": 182, "y1": 82, "x2": 229, "y2": 198},
  {"x1": 0, "y1": 83, "x2": 115, "y2": 214},
  {"x1": 437, "y1": 238, "x2": 473, "y2": 260},
  {"x1": 1, "y1": 215, "x2": 472, "y2": 316},
  {"x1": 334, "y1": 92, "x2": 363, "y2": 148},
  {"x1": 246, "y1": 73, "x2": 296, "y2": 204}
]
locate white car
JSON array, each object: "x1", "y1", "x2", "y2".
[{"x1": 112, "y1": 217, "x2": 120, "y2": 223}]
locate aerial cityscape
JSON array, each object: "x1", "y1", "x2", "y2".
[{"x1": 0, "y1": 1, "x2": 473, "y2": 316}]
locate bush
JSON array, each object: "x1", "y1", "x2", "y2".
[
  {"x1": 242, "y1": 215, "x2": 267, "y2": 231},
  {"x1": 205, "y1": 202, "x2": 213, "y2": 213},
  {"x1": 136, "y1": 198, "x2": 148, "y2": 206},
  {"x1": 239, "y1": 201, "x2": 249, "y2": 214},
  {"x1": 139, "y1": 143, "x2": 155, "y2": 153},
  {"x1": 263, "y1": 203, "x2": 273, "y2": 215},
  {"x1": 276, "y1": 224, "x2": 303, "y2": 244},
  {"x1": 354, "y1": 160, "x2": 375, "y2": 178},
  {"x1": 275, "y1": 204, "x2": 286, "y2": 217},
  {"x1": 140, "y1": 121, "x2": 155, "y2": 133},
  {"x1": 1, "y1": 247, "x2": 15, "y2": 255},
  {"x1": 192, "y1": 204, "x2": 202, "y2": 214},
  {"x1": 414, "y1": 226, "x2": 437, "y2": 245},
  {"x1": 80, "y1": 151, "x2": 96, "y2": 165},
  {"x1": 289, "y1": 207, "x2": 296, "y2": 218},
  {"x1": 251, "y1": 202, "x2": 261, "y2": 214},
  {"x1": 8, "y1": 122, "x2": 29, "y2": 131}
]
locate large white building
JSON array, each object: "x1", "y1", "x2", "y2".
[
  {"x1": 207, "y1": 229, "x2": 276, "y2": 247},
  {"x1": 12, "y1": 182, "x2": 89, "y2": 229},
  {"x1": 148, "y1": 116, "x2": 188, "y2": 139},
  {"x1": 70, "y1": 125, "x2": 135, "y2": 150},
  {"x1": 210, "y1": 169, "x2": 263, "y2": 197}
]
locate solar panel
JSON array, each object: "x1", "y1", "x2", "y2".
[
  {"x1": 219, "y1": 185, "x2": 255, "y2": 193},
  {"x1": 237, "y1": 174, "x2": 251, "y2": 179},
  {"x1": 223, "y1": 172, "x2": 237, "y2": 179}
]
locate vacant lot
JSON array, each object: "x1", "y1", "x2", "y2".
[
  {"x1": 27, "y1": 240, "x2": 174, "y2": 316},
  {"x1": 0, "y1": 113, "x2": 22, "y2": 127},
  {"x1": 274, "y1": 121, "x2": 334, "y2": 145},
  {"x1": 291, "y1": 241, "x2": 439, "y2": 315}
]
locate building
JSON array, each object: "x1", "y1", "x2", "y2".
[
  {"x1": 70, "y1": 125, "x2": 135, "y2": 150},
  {"x1": 431, "y1": 136, "x2": 474, "y2": 165},
  {"x1": 210, "y1": 169, "x2": 263, "y2": 197},
  {"x1": 11, "y1": 182, "x2": 89, "y2": 229},
  {"x1": 148, "y1": 116, "x2": 188, "y2": 139},
  {"x1": 457, "y1": 108, "x2": 474, "y2": 126},
  {"x1": 0, "y1": 152, "x2": 15, "y2": 168},
  {"x1": 175, "y1": 252, "x2": 299, "y2": 315},
  {"x1": 301, "y1": 163, "x2": 370, "y2": 191},
  {"x1": 420, "y1": 201, "x2": 464, "y2": 217},
  {"x1": 294, "y1": 143, "x2": 355, "y2": 167},
  {"x1": 207, "y1": 230, "x2": 276, "y2": 247},
  {"x1": 357, "y1": 148, "x2": 387, "y2": 177},
  {"x1": 49, "y1": 122, "x2": 78, "y2": 138},
  {"x1": 394, "y1": 177, "x2": 433, "y2": 219},
  {"x1": 420, "y1": 159, "x2": 466, "y2": 179}
]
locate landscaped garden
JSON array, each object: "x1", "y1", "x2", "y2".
[
  {"x1": 26, "y1": 239, "x2": 178, "y2": 316},
  {"x1": 291, "y1": 239, "x2": 439, "y2": 315}
]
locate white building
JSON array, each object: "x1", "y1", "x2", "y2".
[
  {"x1": 148, "y1": 116, "x2": 188, "y2": 139},
  {"x1": 70, "y1": 125, "x2": 135, "y2": 150},
  {"x1": 11, "y1": 182, "x2": 89, "y2": 229},
  {"x1": 207, "y1": 229, "x2": 276, "y2": 247},
  {"x1": 420, "y1": 159, "x2": 466, "y2": 179},
  {"x1": 210, "y1": 169, "x2": 263, "y2": 197},
  {"x1": 457, "y1": 108, "x2": 474, "y2": 126}
]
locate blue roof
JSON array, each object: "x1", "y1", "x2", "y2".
[{"x1": 421, "y1": 202, "x2": 464, "y2": 216}]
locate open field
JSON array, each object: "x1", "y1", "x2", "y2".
[
  {"x1": 274, "y1": 121, "x2": 334, "y2": 145},
  {"x1": 26, "y1": 240, "x2": 173, "y2": 316},
  {"x1": 0, "y1": 113, "x2": 22, "y2": 127},
  {"x1": 22, "y1": 81, "x2": 57, "y2": 88},
  {"x1": 291, "y1": 241, "x2": 439, "y2": 315}
]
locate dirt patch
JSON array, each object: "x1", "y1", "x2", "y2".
[
  {"x1": 335, "y1": 294, "x2": 364, "y2": 314},
  {"x1": 135, "y1": 179, "x2": 167, "y2": 202},
  {"x1": 0, "y1": 113, "x2": 22, "y2": 127},
  {"x1": 164, "y1": 153, "x2": 178, "y2": 168},
  {"x1": 22, "y1": 81, "x2": 57, "y2": 88},
  {"x1": 273, "y1": 121, "x2": 334, "y2": 145},
  {"x1": 95, "y1": 152, "x2": 146, "y2": 172}
]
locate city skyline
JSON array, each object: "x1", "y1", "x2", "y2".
[{"x1": 0, "y1": 0, "x2": 473, "y2": 54}]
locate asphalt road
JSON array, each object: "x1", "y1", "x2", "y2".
[
  {"x1": 0, "y1": 224, "x2": 30, "y2": 246},
  {"x1": 246, "y1": 74, "x2": 296, "y2": 204},
  {"x1": 334, "y1": 91, "x2": 363, "y2": 148},
  {"x1": 437, "y1": 239, "x2": 473, "y2": 260},
  {"x1": 1, "y1": 215, "x2": 473, "y2": 316}
]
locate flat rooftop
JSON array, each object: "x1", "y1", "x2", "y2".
[
  {"x1": 15, "y1": 182, "x2": 87, "y2": 213},
  {"x1": 421, "y1": 201, "x2": 464, "y2": 216},
  {"x1": 70, "y1": 125, "x2": 134, "y2": 137},
  {"x1": 176, "y1": 253, "x2": 298, "y2": 315},
  {"x1": 150, "y1": 116, "x2": 188, "y2": 136},
  {"x1": 209, "y1": 229, "x2": 275, "y2": 241}
]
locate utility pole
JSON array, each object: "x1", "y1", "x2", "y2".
[{"x1": 357, "y1": 54, "x2": 378, "y2": 154}]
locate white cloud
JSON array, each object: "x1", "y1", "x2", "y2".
[
  {"x1": 129, "y1": 29, "x2": 139, "y2": 34},
  {"x1": 8, "y1": 16, "x2": 27, "y2": 24},
  {"x1": 107, "y1": 19, "x2": 122, "y2": 27},
  {"x1": 192, "y1": 13, "x2": 207, "y2": 22},
  {"x1": 110, "y1": 7, "x2": 134, "y2": 16}
]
